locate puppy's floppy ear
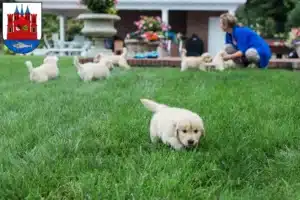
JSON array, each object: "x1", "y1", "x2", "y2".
[
  {"x1": 200, "y1": 128, "x2": 205, "y2": 137},
  {"x1": 93, "y1": 53, "x2": 101, "y2": 62}
]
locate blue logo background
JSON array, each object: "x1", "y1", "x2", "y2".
[{"x1": 4, "y1": 40, "x2": 40, "y2": 54}]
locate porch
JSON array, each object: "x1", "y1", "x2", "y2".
[
  {"x1": 115, "y1": 10, "x2": 227, "y2": 55},
  {"x1": 79, "y1": 56, "x2": 300, "y2": 70},
  {"x1": 15, "y1": 0, "x2": 244, "y2": 56}
]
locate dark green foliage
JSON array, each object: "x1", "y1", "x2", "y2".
[
  {"x1": 237, "y1": 0, "x2": 297, "y2": 35},
  {"x1": 236, "y1": 5, "x2": 277, "y2": 38},
  {"x1": 287, "y1": 1, "x2": 300, "y2": 27},
  {"x1": 80, "y1": 0, "x2": 114, "y2": 13}
]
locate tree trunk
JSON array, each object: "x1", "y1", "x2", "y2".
[{"x1": 275, "y1": 21, "x2": 285, "y2": 33}]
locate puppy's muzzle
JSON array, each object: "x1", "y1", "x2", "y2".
[{"x1": 187, "y1": 139, "x2": 195, "y2": 146}]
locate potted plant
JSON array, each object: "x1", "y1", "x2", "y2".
[
  {"x1": 77, "y1": 0, "x2": 120, "y2": 56},
  {"x1": 124, "y1": 16, "x2": 171, "y2": 57},
  {"x1": 287, "y1": 1, "x2": 300, "y2": 57}
]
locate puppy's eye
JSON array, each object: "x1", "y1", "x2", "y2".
[
  {"x1": 182, "y1": 129, "x2": 187, "y2": 133},
  {"x1": 194, "y1": 129, "x2": 198, "y2": 133}
]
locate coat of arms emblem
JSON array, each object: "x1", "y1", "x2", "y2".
[{"x1": 2, "y1": 3, "x2": 42, "y2": 54}]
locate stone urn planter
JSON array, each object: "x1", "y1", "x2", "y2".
[
  {"x1": 77, "y1": 13, "x2": 120, "y2": 57},
  {"x1": 124, "y1": 39, "x2": 161, "y2": 58},
  {"x1": 124, "y1": 39, "x2": 144, "y2": 58},
  {"x1": 144, "y1": 41, "x2": 160, "y2": 52}
]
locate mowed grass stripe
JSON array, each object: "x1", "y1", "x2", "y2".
[{"x1": 0, "y1": 56, "x2": 299, "y2": 199}]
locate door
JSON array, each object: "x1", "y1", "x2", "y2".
[{"x1": 208, "y1": 17, "x2": 225, "y2": 56}]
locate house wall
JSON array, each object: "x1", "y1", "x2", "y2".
[
  {"x1": 115, "y1": 10, "x2": 225, "y2": 52},
  {"x1": 186, "y1": 11, "x2": 224, "y2": 51}
]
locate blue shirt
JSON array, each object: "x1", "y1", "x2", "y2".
[{"x1": 225, "y1": 26, "x2": 272, "y2": 68}]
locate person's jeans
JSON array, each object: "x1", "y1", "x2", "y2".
[{"x1": 225, "y1": 44, "x2": 260, "y2": 67}]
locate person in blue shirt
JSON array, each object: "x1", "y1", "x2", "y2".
[{"x1": 220, "y1": 13, "x2": 272, "y2": 68}]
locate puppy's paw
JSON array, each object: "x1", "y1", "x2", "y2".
[{"x1": 248, "y1": 63, "x2": 257, "y2": 68}]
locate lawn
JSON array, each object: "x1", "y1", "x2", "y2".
[{"x1": 1, "y1": 55, "x2": 300, "y2": 200}]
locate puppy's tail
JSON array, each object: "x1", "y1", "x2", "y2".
[
  {"x1": 25, "y1": 61, "x2": 34, "y2": 72},
  {"x1": 140, "y1": 98, "x2": 169, "y2": 113},
  {"x1": 180, "y1": 48, "x2": 187, "y2": 58},
  {"x1": 73, "y1": 56, "x2": 82, "y2": 70}
]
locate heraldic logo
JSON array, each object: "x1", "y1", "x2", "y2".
[{"x1": 2, "y1": 2, "x2": 42, "y2": 54}]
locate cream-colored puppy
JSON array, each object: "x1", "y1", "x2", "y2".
[
  {"x1": 201, "y1": 52, "x2": 213, "y2": 63},
  {"x1": 140, "y1": 98, "x2": 205, "y2": 150},
  {"x1": 180, "y1": 49, "x2": 208, "y2": 71},
  {"x1": 73, "y1": 56, "x2": 112, "y2": 81},
  {"x1": 204, "y1": 50, "x2": 235, "y2": 71},
  {"x1": 25, "y1": 55, "x2": 59, "y2": 83},
  {"x1": 94, "y1": 47, "x2": 131, "y2": 69}
]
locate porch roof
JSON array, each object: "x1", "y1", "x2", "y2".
[{"x1": 16, "y1": 0, "x2": 246, "y2": 16}]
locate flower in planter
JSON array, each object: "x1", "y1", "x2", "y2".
[
  {"x1": 141, "y1": 32, "x2": 160, "y2": 42},
  {"x1": 126, "y1": 15, "x2": 171, "y2": 41},
  {"x1": 80, "y1": 0, "x2": 118, "y2": 15}
]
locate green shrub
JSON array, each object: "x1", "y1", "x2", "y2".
[
  {"x1": 80, "y1": 0, "x2": 117, "y2": 14},
  {"x1": 288, "y1": 1, "x2": 300, "y2": 27},
  {"x1": 3, "y1": 45, "x2": 15, "y2": 55}
]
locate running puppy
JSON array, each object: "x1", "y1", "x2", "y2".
[
  {"x1": 25, "y1": 55, "x2": 59, "y2": 83},
  {"x1": 180, "y1": 49, "x2": 209, "y2": 71},
  {"x1": 73, "y1": 56, "x2": 112, "y2": 81},
  {"x1": 94, "y1": 47, "x2": 131, "y2": 69},
  {"x1": 140, "y1": 98, "x2": 205, "y2": 150},
  {"x1": 204, "y1": 50, "x2": 235, "y2": 71}
]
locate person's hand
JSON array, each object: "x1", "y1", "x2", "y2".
[{"x1": 222, "y1": 54, "x2": 232, "y2": 61}]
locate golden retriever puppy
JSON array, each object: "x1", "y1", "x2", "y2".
[
  {"x1": 25, "y1": 55, "x2": 59, "y2": 83},
  {"x1": 73, "y1": 56, "x2": 112, "y2": 82},
  {"x1": 91, "y1": 54, "x2": 114, "y2": 71},
  {"x1": 140, "y1": 98, "x2": 205, "y2": 150},
  {"x1": 204, "y1": 50, "x2": 235, "y2": 71},
  {"x1": 201, "y1": 52, "x2": 213, "y2": 63},
  {"x1": 94, "y1": 47, "x2": 131, "y2": 69},
  {"x1": 180, "y1": 49, "x2": 209, "y2": 71}
]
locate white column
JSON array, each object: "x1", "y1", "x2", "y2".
[
  {"x1": 228, "y1": 7, "x2": 237, "y2": 15},
  {"x1": 161, "y1": 9, "x2": 169, "y2": 56},
  {"x1": 59, "y1": 15, "x2": 65, "y2": 43},
  {"x1": 162, "y1": 9, "x2": 169, "y2": 25},
  {"x1": 58, "y1": 15, "x2": 66, "y2": 56}
]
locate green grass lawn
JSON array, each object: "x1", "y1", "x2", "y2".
[{"x1": 1, "y1": 55, "x2": 300, "y2": 199}]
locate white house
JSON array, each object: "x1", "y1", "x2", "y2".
[{"x1": 16, "y1": 0, "x2": 246, "y2": 56}]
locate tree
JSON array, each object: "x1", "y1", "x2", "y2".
[
  {"x1": 287, "y1": 1, "x2": 300, "y2": 27},
  {"x1": 235, "y1": 4, "x2": 277, "y2": 38},
  {"x1": 245, "y1": 0, "x2": 296, "y2": 33}
]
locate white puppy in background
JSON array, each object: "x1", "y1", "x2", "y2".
[
  {"x1": 94, "y1": 47, "x2": 131, "y2": 70},
  {"x1": 140, "y1": 98, "x2": 205, "y2": 150},
  {"x1": 180, "y1": 49, "x2": 211, "y2": 71},
  {"x1": 204, "y1": 50, "x2": 235, "y2": 71},
  {"x1": 73, "y1": 56, "x2": 112, "y2": 81},
  {"x1": 25, "y1": 55, "x2": 59, "y2": 83}
]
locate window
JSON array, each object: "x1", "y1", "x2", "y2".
[
  {"x1": 9, "y1": 28, "x2": 12, "y2": 32},
  {"x1": 32, "y1": 28, "x2": 35, "y2": 32}
]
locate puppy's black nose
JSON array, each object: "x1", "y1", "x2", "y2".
[{"x1": 187, "y1": 140, "x2": 194, "y2": 145}]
